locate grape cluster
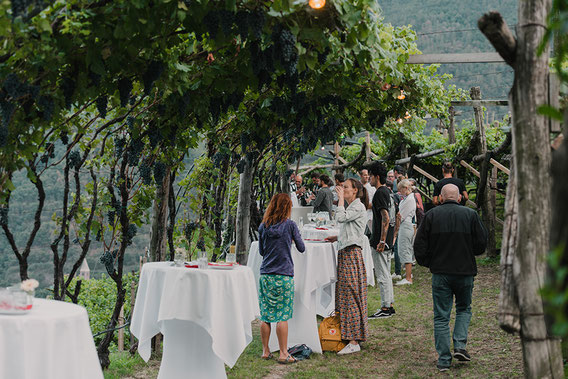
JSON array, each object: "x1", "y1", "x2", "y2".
[
  {"x1": 147, "y1": 123, "x2": 162, "y2": 149},
  {"x1": 96, "y1": 95, "x2": 108, "y2": 118},
  {"x1": 0, "y1": 205, "x2": 8, "y2": 226},
  {"x1": 318, "y1": 48, "x2": 331, "y2": 65},
  {"x1": 139, "y1": 159, "x2": 153, "y2": 185},
  {"x1": 68, "y1": 150, "x2": 82, "y2": 169},
  {"x1": 115, "y1": 137, "x2": 126, "y2": 158},
  {"x1": 88, "y1": 71, "x2": 101, "y2": 87},
  {"x1": 209, "y1": 97, "x2": 222, "y2": 124},
  {"x1": 249, "y1": 10, "x2": 265, "y2": 40},
  {"x1": 143, "y1": 61, "x2": 165, "y2": 96},
  {"x1": 236, "y1": 159, "x2": 247, "y2": 174},
  {"x1": 107, "y1": 198, "x2": 121, "y2": 224},
  {"x1": 37, "y1": 96, "x2": 54, "y2": 121},
  {"x1": 60, "y1": 131, "x2": 68, "y2": 145},
  {"x1": 0, "y1": 100, "x2": 15, "y2": 128},
  {"x1": 126, "y1": 116, "x2": 135, "y2": 129},
  {"x1": 2, "y1": 74, "x2": 27, "y2": 99},
  {"x1": 196, "y1": 238, "x2": 206, "y2": 251},
  {"x1": 184, "y1": 221, "x2": 197, "y2": 241},
  {"x1": 270, "y1": 97, "x2": 288, "y2": 118},
  {"x1": 235, "y1": 10, "x2": 250, "y2": 39},
  {"x1": 118, "y1": 77, "x2": 133, "y2": 107},
  {"x1": 100, "y1": 250, "x2": 117, "y2": 276},
  {"x1": 203, "y1": 11, "x2": 220, "y2": 40},
  {"x1": 60, "y1": 77, "x2": 76, "y2": 109},
  {"x1": 40, "y1": 142, "x2": 55, "y2": 164},
  {"x1": 128, "y1": 139, "x2": 144, "y2": 166},
  {"x1": 218, "y1": 10, "x2": 235, "y2": 36},
  {"x1": 125, "y1": 224, "x2": 137, "y2": 246},
  {"x1": 0, "y1": 124, "x2": 8, "y2": 147},
  {"x1": 10, "y1": 0, "x2": 34, "y2": 18},
  {"x1": 213, "y1": 151, "x2": 229, "y2": 166},
  {"x1": 240, "y1": 132, "x2": 250, "y2": 153},
  {"x1": 153, "y1": 161, "x2": 166, "y2": 185}
]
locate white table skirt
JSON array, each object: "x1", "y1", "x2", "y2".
[
  {"x1": 0, "y1": 298, "x2": 103, "y2": 379},
  {"x1": 130, "y1": 263, "x2": 260, "y2": 379},
  {"x1": 247, "y1": 241, "x2": 337, "y2": 353},
  {"x1": 301, "y1": 225, "x2": 375, "y2": 287}
]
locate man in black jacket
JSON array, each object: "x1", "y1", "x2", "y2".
[{"x1": 414, "y1": 184, "x2": 487, "y2": 372}]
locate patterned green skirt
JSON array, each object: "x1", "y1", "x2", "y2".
[{"x1": 258, "y1": 274, "x2": 294, "y2": 323}]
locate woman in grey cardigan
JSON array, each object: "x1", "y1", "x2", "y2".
[{"x1": 325, "y1": 178, "x2": 369, "y2": 355}]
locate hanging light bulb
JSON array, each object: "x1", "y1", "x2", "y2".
[
  {"x1": 321, "y1": 146, "x2": 325, "y2": 150},
  {"x1": 404, "y1": 111, "x2": 411, "y2": 120},
  {"x1": 309, "y1": 0, "x2": 325, "y2": 9},
  {"x1": 397, "y1": 90, "x2": 406, "y2": 100},
  {"x1": 397, "y1": 118, "x2": 403, "y2": 124}
]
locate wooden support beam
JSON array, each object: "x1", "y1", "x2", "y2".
[
  {"x1": 415, "y1": 187, "x2": 432, "y2": 202},
  {"x1": 460, "y1": 160, "x2": 481, "y2": 178},
  {"x1": 413, "y1": 165, "x2": 439, "y2": 183},
  {"x1": 451, "y1": 100, "x2": 509, "y2": 107},
  {"x1": 395, "y1": 149, "x2": 445, "y2": 165},
  {"x1": 406, "y1": 52, "x2": 505, "y2": 64},
  {"x1": 489, "y1": 158, "x2": 510, "y2": 175}
]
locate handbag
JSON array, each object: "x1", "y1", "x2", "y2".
[
  {"x1": 287, "y1": 344, "x2": 312, "y2": 361},
  {"x1": 318, "y1": 313, "x2": 347, "y2": 352}
]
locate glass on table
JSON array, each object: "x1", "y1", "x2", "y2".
[
  {"x1": 226, "y1": 245, "x2": 236, "y2": 263},
  {"x1": 174, "y1": 248, "x2": 185, "y2": 267},
  {"x1": 197, "y1": 250, "x2": 208, "y2": 269}
]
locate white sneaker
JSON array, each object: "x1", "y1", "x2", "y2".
[
  {"x1": 391, "y1": 274, "x2": 402, "y2": 280},
  {"x1": 395, "y1": 279, "x2": 412, "y2": 286},
  {"x1": 337, "y1": 343, "x2": 361, "y2": 355}
]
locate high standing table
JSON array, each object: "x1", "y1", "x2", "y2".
[
  {"x1": 247, "y1": 241, "x2": 337, "y2": 353},
  {"x1": 130, "y1": 263, "x2": 260, "y2": 379},
  {"x1": 0, "y1": 299, "x2": 103, "y2": 379}
]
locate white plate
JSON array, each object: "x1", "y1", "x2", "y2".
[{"x1": 208, "y1": 264, "x2": 234, "y2": 270}]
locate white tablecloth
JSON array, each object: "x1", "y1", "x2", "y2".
[
  {"x1": 302, "y1": 225, "x2": 375, "y2": 287},
  {"x1": 130, "y1": 263, "x2": 260, "y2": 379},
  {"x1": 247, "y1": 241, "x2": 337, "y2": 353},
  {"x1": 0, "y1": 298, "x2": 103, "y2": 379}
]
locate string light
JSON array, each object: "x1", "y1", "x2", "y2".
[
  {"x1": 397, "y1": 90, "x2": 405, "y2": 100},
  {"x1": 404, "y1": 111, "x2": 411, "y2": 119},
  {"x1": 397, "y1": 118, "x2": 403, "y2": 124},
  {"x1": 309, "y1": 0, "x2": 325, "y2": 9}
]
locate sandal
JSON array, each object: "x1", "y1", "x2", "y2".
[
  {"x1": 261, "y1": 353, "x2": 273, "y2": 360},
  {"x1": 278, "y1": 355, "x2": 298, "y2": 364}
]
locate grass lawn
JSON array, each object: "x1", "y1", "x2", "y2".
[{"x1": 107, "y1": 259, "x2": 527, "y2": 378}]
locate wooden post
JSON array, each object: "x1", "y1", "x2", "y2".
[
  {"x1": 448, "y1": 106, "x2": 456, "y2": 145},
  {"x1": 365, "y1": 132, "x2": 371, "y2": 163},
  {"x1": 149, "y1": 168, "x2": 171, "y2": 262},
  {"x1": 334, "y1": 142, "x2": 340, "y2": 170},
  {"x1": 480, "y1": 6, "x2": 564, "y2": 376},
  {"x1": 235, "y1": 155, "x2": 253, "y2": 264},
  {"x1": 118, "y1": 305, "x2": 124, "y2": 352},
  {"x1": 130, "y1": 281, "x2": 136, "y2": 346},
  {"x1": 471, "y1": 87, "x2": 496, "y2": 257},
  {"x1": 490, "y1": 165, "x2": 498, "y2": 244}
]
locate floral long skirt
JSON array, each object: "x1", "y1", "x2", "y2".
[{"x1": 335, "y1": 245, "x2": 368, "y2": 342}]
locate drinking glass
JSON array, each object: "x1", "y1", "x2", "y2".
[
  {"x1": 226, "y1": 245, "x2": 236, "y2": 263},
  {"x1": 174, "y1": 248, "x2": 185, "y2": 267},
  {"x1": 197, "y1": 250, "x2": 208, "y2": 269}
]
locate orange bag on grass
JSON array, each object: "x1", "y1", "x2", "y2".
[{"x1": 318, "y1": 314, "x2": 347, "y2": 352}]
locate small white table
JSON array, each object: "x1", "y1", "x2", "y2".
[
  {"x1": 130, "y1": 263, "x2": 259, "y2": 379},
  {"x1": 247, "y1": 241, "x2": 337, "y2": 353},
  {"x1": 0, "y1": 298, "x2": 103, "y2": 379}
]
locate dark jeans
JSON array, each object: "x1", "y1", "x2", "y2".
[
  {"x1": 432, "y1": 274, "x2": 474, "y2": 367},
  {"x1": 393, "y1": 239, "x2": 401, "y2": 275}
]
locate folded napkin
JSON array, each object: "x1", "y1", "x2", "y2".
[{"x1": 315, "y1": 227, "x2": 329, "y2": 230}]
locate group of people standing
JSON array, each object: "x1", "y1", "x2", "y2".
[{"x1": 257, "y1": 160, "x2": 488, "y2": 372}]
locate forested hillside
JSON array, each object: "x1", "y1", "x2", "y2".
[{"x1": 381, "y1": 0, "x2": 517, "y2": 121}]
